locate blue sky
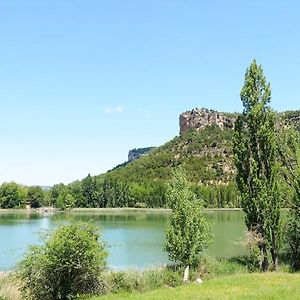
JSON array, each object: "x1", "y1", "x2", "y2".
[{"x1": 0, "y1": 0, "x2": 299, "y2": 185}]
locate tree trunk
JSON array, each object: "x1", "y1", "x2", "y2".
[
  {"x1": 271, "y1": 247, "x2": 278, "y2": 271},
  {"x1": 261, "y1": 245, "x2": 269, "y2": 272}
]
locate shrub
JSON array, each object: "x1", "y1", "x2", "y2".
[
  {"x1": 162, "y1": 269, "x2": 182, "y2": 287},
  {"x1": 18, "y1": 222, "x2": 107, "y2": 300},
  {"x1": 244, "y1": 230, "x2": 265, "y2": 272},
  {"x1": 142, "y1": 269, "x2": 164, "y2": 290}
]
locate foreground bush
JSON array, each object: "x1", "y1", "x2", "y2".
[{"x1": 18, "y1": 222, "x2": 107, "y2": 300}]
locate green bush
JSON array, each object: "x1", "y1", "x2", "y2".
[
  {"x1": 101, "y1": 268, "x2": 183, "y2": 295},
  {"x1": 142, "y1": 269, "x2": 164, "y2": 290},
  {"x1": 104, "y1": 270, "x2": 148, "y2": 293},
  {"x1": 162, "y1": 269, "x2": 182, "y2": 287},
  {"x1": 18, "y1": 222, "x2": 108, "y2": 300}
]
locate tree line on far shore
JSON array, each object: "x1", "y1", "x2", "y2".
[{"x1": 0, "y1": 176, "x2": 241, "y2": 209}]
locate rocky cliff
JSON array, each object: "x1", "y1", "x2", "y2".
[
  {"x1": 128, "y1": 147, "x2": 155, "y2": 162},
  {"x1": 179, "y1": 108, "x2": 236, "y2": 134}
]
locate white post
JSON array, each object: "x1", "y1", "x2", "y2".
[{"x1": 183, "y1": 265, "x2": 190, "y2": 282}]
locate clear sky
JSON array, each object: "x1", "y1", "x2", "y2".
[{"x1": 0, "y1": 0, "x2": 299, "y2": 186}]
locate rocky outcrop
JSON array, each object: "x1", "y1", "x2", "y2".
[
  {"x1": 128, "y1": 147, "x2": 155, "y2": 162},
  {"x1": 179, "y1": 108, "x2": 235, "y2": 134}
]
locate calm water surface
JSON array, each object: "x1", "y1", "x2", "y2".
[{"x1": 0, "y1": 210, "x2": 246, "y2": 271}]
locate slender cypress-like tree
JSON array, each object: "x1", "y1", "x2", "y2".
[{"x1": 233, "y1": 60, "x2": 281, "y2": 271}]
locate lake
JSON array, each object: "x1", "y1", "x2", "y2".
[{"x1": 0, "y1": 210, "x2": 246, "y2": 271}]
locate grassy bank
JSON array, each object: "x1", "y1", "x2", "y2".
[
  {"x1": 1, "y1": 260, "x2": 297, "y2": 300},
  {"x1": 88, "y1": 272, "x2": 300, "y2": 300}
]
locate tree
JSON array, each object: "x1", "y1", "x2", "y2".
[
  {"x1": 50, "y1": 183, "x2": 68, "y2": 207},
  {"x1": 233, "y1": 60, "x2": 281, "y2": 271},
  {"x1": 18, "y1": 222, "x2": 108, "y2": 300},
  {"x1": 165, "y1": 168, "x2": 211, "y2": 281},
  {"x1": 56, "y1": 193, "x2": 76, "y2": 210},
  {"x1": 277, "y1": 126, "x2": 300, "y2": 271},
  {"x1": 101, "y1": 178, "x2": 134, "y2": 208},
  {"x1": 0, "y1": 182, "x2": 24, "y2": 208},
  {"x1": 82, "y1": 174, "x2": 101, "y2": 207},
  {"x1": 26, "y1": 186, "x2": 44, "y2": 208}
]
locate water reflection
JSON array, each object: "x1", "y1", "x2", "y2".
[{"x1": 0, "y1": 210, "x2": 246, "y2": 271}]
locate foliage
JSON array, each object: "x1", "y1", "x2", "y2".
[
  {"x1": 196, "y1": 255, "x2": 248, "y2": 279},
  {"x1": 98, "y1": 267, "x2": 183, "y2": 295},
  {"x1": 26, "y1": 186, "x2": 44, "y2": 208},
  {"x1": 233, "y1": 60, "x2": 281, "y2": 271},
  {"x1": 165, "y1": 168, "x2": 212, "y2": 268},
  {"x1": 277, "y1": 126, "x2": 300, "y2": 271},
  {"x1": 244, "y1": 230, "x2": 265, "y2": 272},
  {"x1": 57, "y1": 193, "x2": 76, "y2": 210},
  {"x1": 0, "y1": 182, "x2": 25, "y2": 208},
  {"x1": 50, "y1": 183, "x2": 68, "y2": 206},
  {"x1": 18, "y1": 222, "x2": 108, "y2": 300}
]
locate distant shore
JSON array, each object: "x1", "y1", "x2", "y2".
[
  {"x1": 0, "y1": 207, "x2": 244, "y2": 214},
  {"x1": 0, "y1": 207, "x2": 57, "y2": 214}
]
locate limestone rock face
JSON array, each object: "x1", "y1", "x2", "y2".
[
  {"x1": 128, "y1": 147, "x2": 155, "y2": 162},
  {"x1": 179, "y1": 108, "x2": 235, "y2": 134}
]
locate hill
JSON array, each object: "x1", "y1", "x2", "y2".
[
  {"x1": 53, "y1": 108, "x2": 300, "y2": 209},
  {"x1": 101, "y1": 109, "x2": 237, "y2": 208}
]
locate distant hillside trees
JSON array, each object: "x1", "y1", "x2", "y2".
[
  {"x1": 233, "y1": 60, "x2": 281, "y2": 271},
  {"x1": 50, "y1": 175, "x2": 135, "y2": 209}
]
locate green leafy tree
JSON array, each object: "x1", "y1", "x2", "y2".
[
  {"x1": 18, "y1": 222, "x2": 108, "y2": 300},
  {"x1": 233, "y1": 60, "x2": 281, "y2": 271},
  {"x1": 165, "y1": 168, "x2": 212, "y2": 280},
  {"x1": 26, "y1": 186, "x2": 44, "y2": 208},
  {"x1": 0, "y1": 182, "x2": 24, "y2": 208},
  {"x1": 57, "y1": 193, "x2": 76, "y2": 210},
  {"x1": 101, "y1": 178, "x2": 134, "y2": 208},
  {"x1": 50, "y1": 183, "x2": 68, "y2": 207},
  {"x1": 82, "y1": 174, "x2": 101, "y2": 207}
]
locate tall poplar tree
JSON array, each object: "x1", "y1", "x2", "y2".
[{"x1": 233, "y1": 60, "x2": 281, "y2": 271}]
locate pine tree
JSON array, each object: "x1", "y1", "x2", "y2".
[{"x1": 233, "y1": 60, "x2": 281, "y2": 271}]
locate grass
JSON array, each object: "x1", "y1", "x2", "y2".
[
  {"x1": 0, "y1": 258, "x2": 296, "y2": 300},
  {"x1": 88, "y1": 272, "x2": 300, "y2": 300},
  {"x1": 0, "y1": 274, "x2": 21, "y2": 300}
]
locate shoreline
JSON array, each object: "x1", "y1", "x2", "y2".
[{"x1": 0, "y1": 207, "x2": 245, "y2": 214}]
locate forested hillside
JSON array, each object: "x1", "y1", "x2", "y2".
[
  {"x1": 2, "y1": 109, "x2": 299, "y2": 210},
  {"x1": 45, "y1": 109, "x2": 300, "y2": 209}
]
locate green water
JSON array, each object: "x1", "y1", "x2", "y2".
[{"x1": 0, "y1": 210, "x2": 246, "y2": 271}]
